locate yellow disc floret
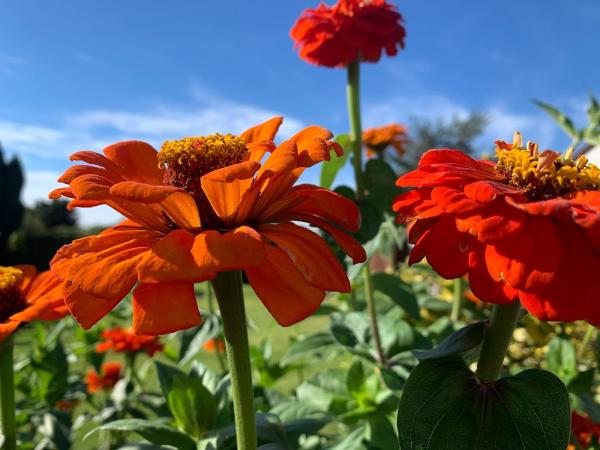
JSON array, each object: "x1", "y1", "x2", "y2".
[
  {"x1": 496, "y1": 132, "x2": 600, "y2": 199},
  {"x1": 158, "y1": 133, "x2": 247, "y2": 173},
  {"x1": 0, "y1": 266, "x2": 25, "y2": 322}
]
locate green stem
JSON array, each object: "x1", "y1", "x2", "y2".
[
  {"x1": 363, "y1": 266, "x2": 386, "y2": 364},
  {"x1": 475, "y1": 302, "x2": 521, "y2": 382},
  {"x1": 0, "y1": 336, "x2": 17, "y2": 450},
  {"x1": 347, "y1": 59, "x2": 385, "y2": 366},
  {"x1": 206, "y1": 282, "x2": 227, "y2": 373},
  {"x1": 347, "y1": 59, "x2": 366, "y2": 199},
  {"x1": 451, "y1": 278, "x2": 465, "y2": 323},
  {"x1": 578, "y1": 324, "x2": 595, "y2": 359},
  {"x1": 211, "y1": 272, "x2": 256, "y2": 450}
]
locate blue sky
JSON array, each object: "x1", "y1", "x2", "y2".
[{"x1": 1, "y1": 0, "x2": 599, "y2": 225}]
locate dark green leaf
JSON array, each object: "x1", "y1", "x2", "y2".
[
  {"x1": 568, "y1": 368, "x2": 595, "y2": 395},
  {"x1": 179, "y1": 314, "x2": 221, "y2": 365},
  {"x1": 325, "y1": 426, "x2": 366, "y2": 450},
  {"x1": 354, "y1": 199, "x2": 383, "y2": 243},
  {"x1": 366, "y1": 414, "x2": 398, "y2": 450},
  {"x1": 364, "y1": 159, "x2": 400, "y2": 213},
  {"x1": 281, "y1": 333, "x2": 337, "y2": 365},
  {"x1": 397, "y1": 356, "x2": 570, "y2": 450},
  {"x1": 413, "y1": 321, "x2": 486, "y2": 360},
  {"x1": 320, "y1": 134, "x2": 351, "y2": 189},
  {"x1": 331, "y1": 323, "x2": 359, "y2": 348},
  {"x1": 167, "y1": 374, "x2": 217, "y2": 438},
  {"x1": 371, "y1": 273, "x2": 420, "y2": 320},
  {"x1": 83, "y1": 419, "x2": 196, "y2": 450},
  {"x1": 347, "y1": 359, "x2": 366, "y2": 395}
]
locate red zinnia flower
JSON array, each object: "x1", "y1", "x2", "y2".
[
  {"x1": 290, "y1": 0, "x2": 406, "y2": 68},
  {"x1": 363, "y1": 123, "x2": 408, "y2": 158},
  {"x1": 0, "y1": 265, "x2": 67, "y2": 343},
  {"x1": 394, "y1": 132, "x2": 600, "y2": 325},
  {"x1": 571, "y1": 411, "x2": 600, "y2": 448},
  {"x1": 86, "y1": 361, "x2": 122, "y2": 393},
  {"x1": 96, "y1": 327, "x2": 163, "y2": 356},
  {"x1": 50, "y1": 117, "x2": 365, "y2": 335}
]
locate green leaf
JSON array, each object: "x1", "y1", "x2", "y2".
[
  {"x1": 371, "y1": 273, "x2": 420, "y2": 320},
  {"x1": 325, "y1": 426, "x2": 366, "y2": 450},
  {"x1": 366, "y1": 415, "x2": 398, "y2": 450},
  {"x1": 167, "y1": 375, "x2": 217, "y2": 438},
  {"x1": 281, "y1": 333, "x2": 337, "y2": 365},
  {"x1": 83, "y1": 419, "x2": 196, "y2": 450},
  {"x1": 568, "y1": 368, "x2": 595, "y2": 395},
  {"x1": 320, "y1": 134, "x2": 351, "y2": 189},
  {"x1": 413, "y1": 321, "x2": 486, "y2": 360},
  {"x1": 178, "y1": 314, "x2": 221, "y2": 366},
  {"x1": 364, "y1": 159, "x2": 400, "y2": 213},
  {"x1": 31, "y1": 339, "x2": 68, "y2": 404},
  {"x1": 397, "y1": 356, "x2": 570, "y2": 450},
  {"x1": 588, "y1": 94, "x2": 600, "y2": 127},
  {"x1": 354, "y1": 198, "x2": 383, "y2": 243},
  {"x1": 546, "y1": 336, "x2": 577, "y2": 384},
  {"x1": 533, "y1": 100, "x2": 580, "y2": 140},
  {"x1": 347, "y1": 359, "x2": 366, "y2": 395}
]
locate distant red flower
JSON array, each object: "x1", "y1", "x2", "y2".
[
  {"x1": 86, "y1": 362, "x2": 122, "y2": 393},
  {"x1": 290, "y1": 0, "x2": 406, "y2": 68},
  {"x1": 203, "y1": 337, "x2": 225, "y2": 354},
  {"x1": 96, "y1": 327, "x2": 163, "y2": 356},
  {"x1": 571, "y1": 411, "x2": 600, "y2": 448},
  {"x1": 363, "y1": 123, "x2": 408, "y2": 158},
  {"x1": 394, "y1": 133, "x2": 600, "y2": 325}
]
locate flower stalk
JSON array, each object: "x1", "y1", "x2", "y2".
[
  {"x1": 0, "y1": 336, "x2": 17, "y2": 450},
  {"x1": 451, "y1": 278, "x2": 465, "y2": 323},
  {"x1": 211, "y1": 272, "x2": 256, "y2": 450},
  {"x1": 475, "y1": 302, "x2": 521, "y2": 382},
  {"x1": 346, "y1": 58, "x2": 386, "y2": 365}
]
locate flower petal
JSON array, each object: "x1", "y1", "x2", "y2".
[
  {"x1": 103, "y1": 141, "x2": 163, "y2": 184},
  {"x1": 246, "y1": 246, "x2": 325, "y2": 326},
  {"x1": 132, "y1": 283, "x2": 201, "y2": 335},
  {"x1": 240, "y1": 116, "x2": 283, "y2": 145},
  {"x1": 63, "y1": 282, "x2": 123, "y2": 329}
]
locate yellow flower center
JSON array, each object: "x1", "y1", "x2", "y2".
[
  {"x1": 496, "y1": 132, "x2": 600, "y2": 199},
  {"x1": 158, "y1": 133, "x2": 248, "y2": 227},
  {"x1": 0, "y1": 266, "x2": 25, "y2": 323}
]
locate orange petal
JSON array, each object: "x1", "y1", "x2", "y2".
[
  {"x1": 201, "y1": 161, "x2": 261, "y2": 226},
  {"x1": 0, "y1": 321, "x2": 20, "y2": 344},
  {"x1": 15, "y1": 265, "x2": 38, "y2": 294},
  {"x1": 286, "y1": 213, "x2": 366, "y2": 264},
  {"x1": 246, "y1": 141, "x2": 276, "y2": 162},
  {"x1": 240, "y1": 116, "x2": 283, "y2": 145},
  {"x1": 110, "y1": 182, "x2": 201, "y2": 230},
  {"x1": 64, "y1": 282, "x2": 123, "y2": 329},
  {"x1": 103, "y1": 141, "x2": 163, "y2": 184},
  {"x1": 282, "y1": 185, "x2": 362, "y2": 232},
  {"x1": 70, "y1": 174, "x2": 112, "y2": 201},
  {"x1": 70, "y1": 150, "x2": 124, "y2": 175},
  {"x1": 137, "y1": 230, "x2": 217, "y2": 283},
  {"x1": 191, "y1": 226, "x2": 265, "y2": 272},
  {"x1": 260, "y1": 222, "x2": 350, "y2": 292},
  {"x1": 24, "y1": 270, "x2": 62, "y2": 303},
  {"x1": 246, "y1": 246, "x2": 325, "y2": 326},
  {"x1": 132, "y1": 283, "x2": 201, "y2": 335}
]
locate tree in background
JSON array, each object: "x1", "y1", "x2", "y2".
[
  {"x1": 394, "y1": 112, "x2": 488, "y2": 170},
  {"x1": 7, "y1": 200, "x2": 86, "y2": 270},
  {"x1": 0, "y1": 143, "x2": 24, "y2": 261}
]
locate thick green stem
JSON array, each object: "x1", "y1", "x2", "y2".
[
  {"x1": 206, "y1": 282, "x2": 227, "y2": 373},
  {"x1": 0, "y1": 336, "x2": 17, "y2": 450},
  {"x1": 347, "y1": 60, "x2": 366, "y2": 199},
  {"x1": 211, "y1": 272, "x2": 256, "y2": 450},
  {"x1": 451, "y1": 278, "x2": 465, "y2": 323},
  {"x1": 476, "y1": 302, "x2": 521, "y2": 382},
  {"x1": 578, "y1": 324, "x2": 595, "y2": 359},
  {"x1": 363, "y1": 266, "x2": 386, "y2": 364}
]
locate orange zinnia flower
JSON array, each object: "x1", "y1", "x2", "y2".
[
  {"x1": 290, "y1": 0, "x2": 406, "y2": 68},
  {"x1": 363, "y1": 123, "x2": 408, "y2": 158},
  {"x1": 394, "y1": 132, "x2": 600, "y2": 325},
  {"x1": 203, "y1": 337, "x2": 225, "y2": 354},
  {"x1": 50, "y1": 117, "x2": 365, "y2": 335},
  {"x1": 0, "y1": 265, "x2": 67, "y2": 343},
  {"x1": 86, "y1": 361, "x2": 122, "y2": 393},
  {"x1": 96, "y1": 327, "x2": 163, "y2": 356},
  {"x1": 571, "y1": 411, "x2": 600, "y2": 449}
]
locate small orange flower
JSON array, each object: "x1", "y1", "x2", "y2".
[
  {"x1": 571, "y1": 411, "x2": 600, "y2": 449},
  {"x1": 363, "y1": 123, "x2": 408, "y2": 158},
  {"x1": 394, "y1": 132, "x2": 600, "y2": 325},
  {"x1": 50, "y1": 117, "x2": 366, "y2": 335},
  {"x1": 290, "y1": 0, "x2": 406, "y2": 68},
  {"x1": 203, "y1": 337, "x2": 225, "y2": 354},
  {"x1": 0, "y1": 265, "x2": 67, "y2": 343},
  {"x1": 96, "y1": 327, "x2": 163, "y2": 356},
  {"x1": 86, "y1": 361, "x2": 122, "y2": 393}
]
